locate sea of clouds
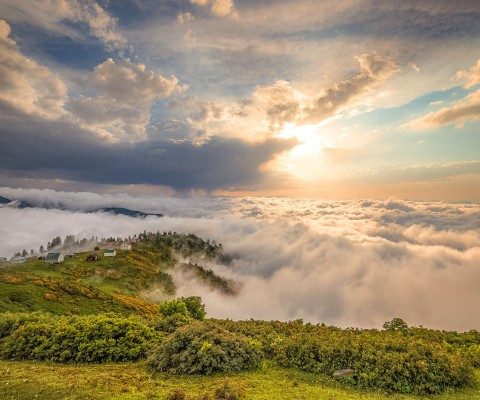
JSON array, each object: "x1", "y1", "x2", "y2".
[{"x1": 1, "y1": 187, "x2": 479, "y2": 331}]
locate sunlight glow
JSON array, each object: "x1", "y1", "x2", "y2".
[{"x1": 272, "y1": 122, "x2": 336, "y2": 180}]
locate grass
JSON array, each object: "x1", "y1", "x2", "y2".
[
  {"x1": 1, "y1": 361, "x2": 479, "y2": 400},
  {"x1": 0, "y1": 250, "x2": 168, "y2": 317}
]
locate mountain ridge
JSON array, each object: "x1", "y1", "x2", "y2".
[{"x1": 0, "y1": 195, "x2": 163, "y2": 218}]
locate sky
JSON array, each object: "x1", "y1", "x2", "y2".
[
  {"x1": 1, "y1": 189, "x2": 480, "y2": 331},
  {"x1": 0, "y1": 0, "x2": 479, "y2": 199}
]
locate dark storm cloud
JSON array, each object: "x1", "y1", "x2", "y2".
[{"x1": 0, "y1": 101, "x2": 295, "y2": 191}]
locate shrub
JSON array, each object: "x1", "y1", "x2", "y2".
[
  {"x1": 159, "y1": 298, "x2": 189, "y2": 318},
  {"x1": 0, "y1": 312, "x2": 51, "y2": 340},
  {"x1": 159, "y1": 297, "x2": 206, "y2": 321},
  {"x1": 182, "y1": 296, "x2": 206, "y2": 321},
  {"x1": 214, "y1": 380, "x2": 243, "y2": 399},
  {"x1": 152, "y1": 312, "x2": 193, "y2": 334},
  {"x1": 462, "y1": 344, "x2": 480, "y2": 367},
  {"x1": 0, "y1": 313, "x2": 159, "y2": 363},
  {"x1": 274, "y1": 330, "x2": 474, "y2": 395},
  {"x1": 167, "y1": 389, "x2": 186, "y2": 400},
  {"x1": 148, "y1": 321, "x2": 262, "y2": 375}
]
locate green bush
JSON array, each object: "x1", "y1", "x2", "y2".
[
  {"x1": 148, "y1": 321, "x2": 263, "y2": 375},
  {"x1": 152, "y1": 312, "x2": 193, "y2": 334},
  {"x1": 0, "y1": 312, "x2": 52, "y2": 340},
  {"x1": 274, "y1": 330, "x2": 474, "y2": 395},
  {"x1": 462, "y1": 344, "x2": 480, "y2": 367},
  {"x1": 0, "y1": 313, "x2": 159, "y2": 363},
  {"x1": 159, "y1": 296, "x2": 206, "y2": 321}
]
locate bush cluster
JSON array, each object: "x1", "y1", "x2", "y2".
[
  {"x1": 274, "y1": 329, "x2": 474, "y2": 395},
  {"x1": 0, "y1": 312, "x2": 158, "y2": 363},
  {"x1": 0, "y1": 308, "x2": 478, "y2": 395},
  {"x1": 148, "y1": 321, "x2": 262, "y2": 375}
]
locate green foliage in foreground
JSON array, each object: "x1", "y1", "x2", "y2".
[
  {"x1": 148, "y1": 321, "x2": 263, "y2": 375},
  {"x1": 0, "y1": 311, "x2": 479, "y2": 395},
  {"x1": 0, "y1": 312, "x2": 159, "y2": 363},
  {"x1": 275, "y1": 330, "x2": 472, "y2": 394}
]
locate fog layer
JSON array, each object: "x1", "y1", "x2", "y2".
[{"x1": 1, "y1": 188, "x2": 479, "y2": 331}]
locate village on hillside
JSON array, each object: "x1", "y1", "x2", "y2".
[{"x1": 1, "y1": 235, "x2": 137, "y2": 266}]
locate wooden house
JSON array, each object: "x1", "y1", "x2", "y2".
[
  {"x1": 45, "y1": 253, "x2": 64, "y2": 264},
  {"x1": 104, "y1": 249, "x2": 116, "y2": 257},
  {"x1": 120, "y1": 242, "x2": 132, "y2": 250}
]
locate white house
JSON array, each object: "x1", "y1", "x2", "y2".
[
  {"x1": 45, "y1": 252, "x2": 64, "y2": 264},
  {"x1": 104, "y1": 249, "x2": 116, "y2": 257},
  {"x1": 10, "y1": 256, "x2": 27, "y2": 264},
  {"x1": 120, "y1": 242, "x2": 132, "y2": 250}
]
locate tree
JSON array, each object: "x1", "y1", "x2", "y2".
[
  {"x1": 39, "y1": 245, "x2": 45, "y2": 254},
  {"x1": 182, "y1": 296, "x2": 206, "y2": 321},
  {"x1": 47, "y1": 236, "x2": 62, "y2": 250},
  {"x1": 382, "y1": 318, "x2": 408, "y2": 334},
  {"x1": 64, "y1": 235, "x2": 76, "y2": 248},
  {"x1": 21, "y1": 249, "x2": 28, "y2": 257}
]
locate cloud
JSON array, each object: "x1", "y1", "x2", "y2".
[
  {"x1": 0, "y1": 20, "x2": 67, "y2": 119},
  {"x1": 304, "y1": 53, "x2": 400, "y2": 123},
  {"x1": 0, "y1": 102, "x2": 296, "y2": 191},
  {"x1": 70, "y1": 58, "x2": 183, "y2": 141},
  {"x1": 254, "y1": 80, "x2": 300, "y2": 129},
  {"x1": 0, "y1": 20, "x2": 181, "y2": 142},
  {"x1": 403, "y1": 90, "x2": 480, "y2": 130},
  {"x1": 177, "y1": 12, "x2": 195, "y2": 24},
  {"x1": 455, "y1": 58, "x2": 480, "y2": 89},
  {"x1": 403, "y1": 58, "x2": 480, "y2": 130},
  {"x1": 0, "y1": 0, "x2": 127, "y2": 50},
  {"x1": 0, "y1": 190, "x2": 479, "y2": 331},
  {"x1": 190, "y1": 0, "x2": 237, "y2": 18}
]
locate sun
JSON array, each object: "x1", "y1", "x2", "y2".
[{"x1": 272, "y1": 122, "x2": 334, "y2": 179}]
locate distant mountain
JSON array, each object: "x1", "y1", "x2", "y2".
[
  {"x1": 0, "y1": 195, "x2": 163, "y2": 218},
  {"x1": 100, "y1": 207, "x2": 163, "y2": 218},
  {"x1": 0, "y1": 196, "x2": 11, "y2": 204}
]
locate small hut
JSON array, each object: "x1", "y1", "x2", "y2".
[
  {"x1": 120, "y1": 242, "x2": 132, "y2": 250},
  {"x1": 104, "y1": 249, "x2": 116, "y2": 257},
  {"x1": 45, "y1": 253, "x2": 64, "y2": 264}
]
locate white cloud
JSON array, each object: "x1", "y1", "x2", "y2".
[
  {"x1": 70, "y1": 58, "x2": 183, "y2": 141},
  {"x1": 1, "y1": 188, "x2": 479, "y2": 331},
  {"x1": 403, "y1": 90, "x2": 480, "y2": 130},
  {"x1": 0, "y1": 20, "x2": 67, "y2": 119},
  {"x1": 177, "y1": 12, "x2": 195, "y2": 24},
  {"x1": 403, "y1": 59, "x2": 480, "y2": 130},
  {"x1": 0, "y1": 0, "x2": 127, "y2": 50},
  {"x1": 304, "y1": 53, "x2": 400, "y2": 123},
  {"x1": 254, "y1": 80, "x2": 300, "y2": 129},
  {"x1": 455, "y1": 58, "x2": 480, "y2": 89},
  {"x1": 190, "y1": 0, "x2": 238, "y2": 18}
]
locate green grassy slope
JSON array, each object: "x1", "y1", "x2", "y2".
[
  {"x1": 1, "y1": 361, "x2": 479, "y2": 400},
  {"x1": 0, "y1": 234, "x2": 233, "y2": 317}
]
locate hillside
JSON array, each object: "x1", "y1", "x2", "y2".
[
  {"x1": 0, "y1": 194, "x2": 163, "y2": 218},
  {"x1": 0, "y1": 232, "x2": 235, "y2": 317}
]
